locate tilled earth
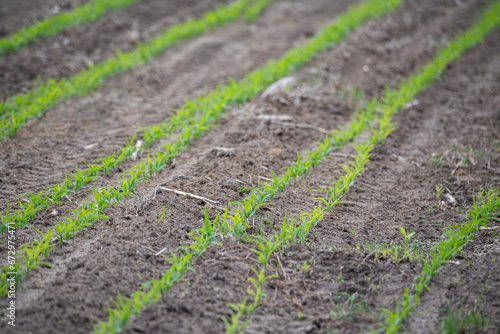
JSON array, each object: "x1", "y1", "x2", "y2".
[{"x1": 0, "y1": 0, "x2": 499, "y2": 333}]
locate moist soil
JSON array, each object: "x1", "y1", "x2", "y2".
[{"x1": 1, "y1": 0, "x2": 499, "y2": 333}]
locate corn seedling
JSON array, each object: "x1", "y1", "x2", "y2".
[
  {"x1": 224, "y1": 240, "x2": 281, "y2": 333},
  {"x1": 250, "y1": 237, "x2": 282, "y2": 268},
  {"x1": 436, "y1": 184, "x2": 445, "y2": 200},
  {"x1": 223, "y1": 266, "x2": 277, "y2": 334},
  {"x1": 223, "y1": 298, "x2": 250, "y2": 334},
  {"x1": 154, "y1": 207, "x2": 170, "y2": 224}
]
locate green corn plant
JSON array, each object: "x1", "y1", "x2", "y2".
[
  {"x1": 0, "y1": 204, "x2": 12, "y2": 234},
  {"x1": 247, "y1": 267, "x2": 277, "y2": 308},
  {"x1": 71, "y1": 166, "x2": 99, "y2": 192},
  {"x1": 250, "y1": 237, "x2": 282, "y2": 268},
  {"x1": 110, "y1": 292, "x2": 134, "y2": 330},
  {"x1": 98, "y1": 153, "x2": 119, "y2": 176},
  {"x1": 146, "y1": 153, "x2": 165, "y2": 177},
  {"x1": 54, "y1": 220, "x2": 79, "y2": 243},
  {"x1": 400, "y1": 227, "x2": 416, "y2": 242},
  {"x1": 93, "y1": 188, "x2": 113, "y2": 212},
  {"x1": 9, "y1": 201, "x2": 32, "y2": 228},
  {"x1": 224, "y1": 263, "x2": 278, "y2": 332},
  {"x1": 20, "y1": 230, "x2": 55, "y2": 275},
  {"x1": 122, "y1": 134, "x2": 139, "y2": 157},
  {"x1": 109, "y1": 187, "x2": 131, "y2": 204},
  {"x1": 20, "y1": 191, "x2": 53, "y2": 210},
  {"x1": 85, "y1": 163, "x2": 102, "y2": 178},
  {"x1": 50, "y1": 181, "x2": 71, "y2": 202},
  {"x1": 154, "y1": 207, "x2": 170, "y2": 224},
  {"x1": 223, "y1": 298, "x2": 250, "y2": 334},
  {"x1": 277, "y1": 214, "x2": 298, "y2": 246}
]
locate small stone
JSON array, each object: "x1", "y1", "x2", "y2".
[
  {"x1": 262, "y1": 77, "x2": 297, "y2": 98},
  {"x1": 268, "y1": 148, "x2": 282, "y2": 157}
]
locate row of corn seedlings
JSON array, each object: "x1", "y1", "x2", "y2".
[
  {"x1": 380, "y1": 191, "x2": 500, "y2": 333},
  {"x1": 373, "y1": 9, "x2": 500, "y2": 328},
  {"x1": 0, "y1": 0, "x2": 274, "y2": 138},
  {"x1": 0, "y1": 0, "x2": 138, "y2": 56},
  {"x1": 0, "y1": 0, "x2": 277, "y2": 234}
]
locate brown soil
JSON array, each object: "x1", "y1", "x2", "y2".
[{"x1": 1, "y1": 0, "x2": 499, "y2": 333}]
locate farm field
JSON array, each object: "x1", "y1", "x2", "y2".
[{"x1": 0, "y1": 0, "x2": 499, "y2": 333}]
